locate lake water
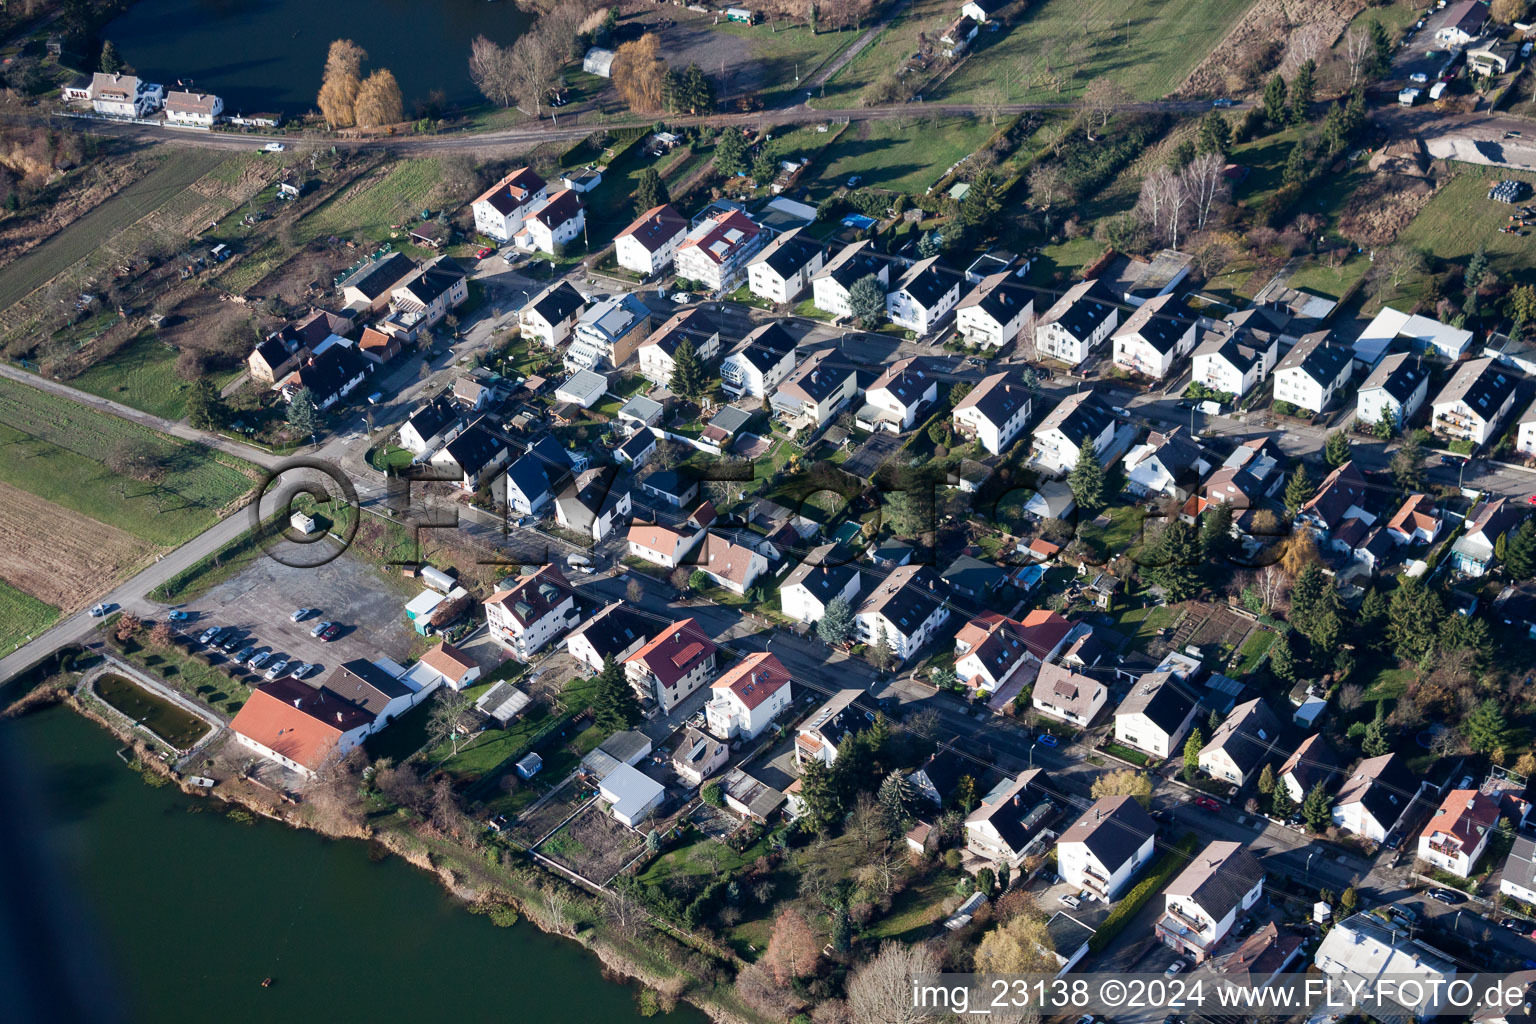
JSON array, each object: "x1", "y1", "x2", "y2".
[
  {"x1": 101, "y1": 0, "x2": 534, "y2": 114},
  {"x1": 9, "y1": 705, "x2": 704, "y2": 1024}
]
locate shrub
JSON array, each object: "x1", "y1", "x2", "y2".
[{"x1": 1087, "y1": 834, "x2": 1198, "y2": 952}]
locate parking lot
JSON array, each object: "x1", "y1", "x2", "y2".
[{"x1": 170, "y1": 552, "x2": 421, "y2": 684}]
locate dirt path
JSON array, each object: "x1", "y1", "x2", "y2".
[{"x1": 805, "y1": 0, "x2": 914, "y2": 90}]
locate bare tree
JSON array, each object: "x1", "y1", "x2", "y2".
[
  {"x1": 469, "y1": 35, "x2": 519, "y2": 107},
  {"x1": 509, "y1": 30, "x2": 560, "y2": 116},
  {"x1": 1338, "y1": 683, "x2": 1365, "y2": 713},
  {"x1": 847, "y1": 941, "x2": 942, "y2": 1024},
  {"x1": 764, "y1": 907, "x2": 820, "y2": 985},
  {"x1": 1079, "y1": 77, "x2": 1131, "y2": 135},
  {"x1": 1138, "y1": 165, "x2": 1189, "y2": 248},
  {"x1": 427, "y1": 686, "x2": 475, "y2": 756},
  {"x1": 1373, "y1": 245, "x2": 1426, "y2": 293},
  {"x1": 542, "y1": 884, "x2": 574, "y2": 934},
  {"x1": 1027, "y1": 163, "x2": 1069, "y2": 207},
  {"x1": 1343, "y1": 29, "x2": 1371, "y2": 90},
  {"x1": 1182, "y1": 151, "x2": 1230, "y2": 231},
  {"x1": 611, "y1": 35, "x2": 667, "y2": 114},
  {"x1": 318, "y1": 39, "x2": 367, "y2": 126},
  {"x1": 976, "y1": 84, "x2": 1009, "y2": 126},
  {"x1": 845, "y1": 792, "x2": 888, "y2": 849}
]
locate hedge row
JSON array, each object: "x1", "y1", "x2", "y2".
[{"x1": 1087, "y1": 832, "x2": 1200, "y2": 954}]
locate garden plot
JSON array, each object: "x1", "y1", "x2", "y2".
[{"x1": 537, "y1": 801, "x2": 646, "y2": 884}]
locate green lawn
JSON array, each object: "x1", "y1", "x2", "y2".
[
  {"x1": 95, "y1": 671, "x2": 210, "y2": 749},
  {"x1": 864, "y1": 871, "x2": 962, "y2": 941},
  {"x1": 1113, "y1": 603, "x2": 1176, "y2": 650},
  {"x1": 638, "y1": 830, "x2": 772, "y2": 886},
  {"x1": 937, "y1": 0, "x2": 1258, "y2": 104},
  {"x1": 65, "y1": 333, "x2": 191, "y2": 420},
  {"x1": 1232, "y1": 628, "x2": 1277, "y2": 676},
  {"x1": 301, "y1": 159, "x2": 446, "y2": 244},
  {"x1": 803, "y1": 116, "x2": 999, "y2": 196},
  {"x1": 0, "y1": 377, "x2": 253, "y2": 546},
  {"x1": 119, "y1": 634, "x2": 253, "y2": 714},
  {"x1": 713, "y1": 19, "x2": 864, "y2": 107},
  {"x1": 0, "y1": 579, "x2": 59, "y2": 654},
  {"x1": 1284, "y1": 254, "x2": 1370, "y2": 303},
  {"x1": 1027, "y1": 236, "x2": 1109, "y2": 286},
  {"x1": 581, "y1": 137, "x2": 696, "y2": 238},
  {"x1": 1396, "y1": 167, "x2": 1536, "y2": 287}
]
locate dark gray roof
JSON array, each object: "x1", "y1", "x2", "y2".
[
  {"x1": 616, "y1": 430, "x2": 656, "y2": 462},
  {"x1": 1277, "y1": 330, "x2": 1352, "y2": 385},
  {"x1": 954, "y1": 371, "x2": 1029, "y2": 429},
  {"x1": 1046, "y1": 278, "x2": 1118, "y2": 340},
  {"x1": 442, "y1": 420, "x2": 509, "y2": 478},
  {"x1": 1360, "y1": 352, "x2": 1429, "y2": 405},
  {"x1": 784, "y1": 543, "x2": 861, "y2": 603},
  {"x1": 321, "y1": 659, "x2": 412, "y2": 718},
  {"x1": 860, "y1": 564, "x2": 946, "y2": 635},
  {"x1": 404, "y1": 393, "x2": 461, "y2": 442},
  {"x1": 895, "y1": 259, "x2": 961, "y2": 310},
  {"x1": 400, "y1": 258, "x2": 466, "y2": 306},
  {"x1": 1164, "y1": 841, "x2": 1265, "y2": 921},
  {"x1": 1061, "y1": 795, "x2": 1157, "y2": 872},
  {"x1": 1116, "y1": 293, "x2": 1196, "y2": 355},
  {"x1": 342, "y1": 252, "x2": 416, "y2": 300},
  {"x1": 568, "y1": 602, "x2": 649, "y2": 661},
  {"x1": 291, "y1": 344, "x2": 370, "y2": 401},
  {"x1": 965, "y1": 276, "x2": 1035, "y2": 325},
  {"x1": 732, "y1": 322, "x2": 798, "y2": 373},
  {"x1": 505, "y1": 448, "x2": 554, "y2": 501},
  {"x1": 940, "y1": 554, "x2": 1006, "y2": 593},
  {"x1": 1037, "y1": 391, "x2": 1115, "y2": 448},
  {"x1": 529, "y1": 281, "x2": 586, "y2": 325},
  {"x1": 759, "y1": 233, "x2": 823, "y2": 279},
  {"x1": 1334, "y1": 753, "x2": 1416, "y2": 832}
]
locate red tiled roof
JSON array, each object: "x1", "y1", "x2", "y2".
[
  {"x1": 626, "y1": 618, "x2": 716, "y2": 687},
  {"x1": 418, "y1": 641, "x2": 477, "y2": 681},
  {"x1": 617, "y1": 203, "x2": 687, "y2": 253},
  {"x1": 712, "y1": 652, "x2": 790, "y2": 710},
  {"x1": 473, "y1": 167, "x2": 546, "y2": 216},
  {"x1": 229, "y1": 678, "x2": 372, "y2": 771},
  {"x1": 1421, "y1": 789, "x2": 1498, "y2": 847},
  {"x1": 485, "y1": 564, "x2": 571, "y2": 626}
]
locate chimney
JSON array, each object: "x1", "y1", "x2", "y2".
[
  {"x1": 293, "y1": 699, "x2": 302, "y2": 708},
  {"x1": 337, "y1": 712, "x2": 344, "y2": 723}
]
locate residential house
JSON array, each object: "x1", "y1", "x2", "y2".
[
  {"x1": 1419, "y1": 789, "x2": 1499, "y2": 877},
  {"x1": 705, "y1": 651, "x2": 793, "y2": 740},
  {"x1": 961, "y1": 0, "x2": 1009, "y2": 22},
  {"x1": 599, "y1": 763, "x2": 666, "y2": 827},
  {"x1": 954, "y1": 609, "x2": 1072, "y2": 694},
  {"x1": 1500, "y1": 834, "x2": 1536, "y2": 905},
  {"x1": 426, "y1": 419, "x2": 509, "y2": 492},
  {"x1": 964, "y1": 769, "x2": 1059, "y2": 869},
  {"x1": 747, "y1": 226, "x2": 825, "y2": 304},
  {"x1": 1469, "y1": 38, "x2": 1522, "y2": 75},
  {"x1": 515, "y1": 188, "x2": 585, "y2": 254},
  {"x1": 1190, "y1": 317, "x2": 1281, "y2": 399},
  {"x1": 1451, "y1": 497, "x2": 1524, "y2": 576},
  {"x1": 1297, "y1": 461, "x2": 1374, "y2": 539},
  {"x1": 1386, "y1": 493, "x2": 1442, "y2": 546},
  {"x1": 859, "y1": 355, "x2": 941, "y2": 432},
  {"x1": 907, "y1": 748, "x2": 970, "y2": 808},
  {"x1": 555, "y1": 466, "x2": 632, "y2": 541},
  {"x1": 1111, "y1": 293, "x2": 1198, "y2": 380},
  {"x1": 229, "y1": 677, "x2": 373, "y2": 777},
  {"x1": 89, "y1": 72, "x2": 163, "y2": 117},
  {"x1": 720, "y1": 321, "x2": 799, "y2": 398},
  {"x1": 673, "y1": 727, "x2": 730, "y2": 787},
  {"x1": 504, "y1": 437, "x2": 567, "y2": 516},
  {"x1": 940, "y1": 14, "x2": 979, "y2": 56},
  {"x1": 519, "y1": 281, "x2": 587, "y2": 348},
  {"x1": 812, "y1": 240, "x2": 890, "y2": 318},
  {"x1": 484, "y1": 565, "x2": 578, "y2": 658},
  {"x1": 340, "y1": 253, "x2": 418, "y2": 315},
  {"x1": 1114, "y1": 670, "x2": 1199, "y2": 760},
  {"x1": 275, "y1": 344, "x2": 372, "y2": 411},
  {"x1": 410, "y1": 642, "x2": 482, "y2": 692},
  {"x1": 1198, "y1": 698, "x2": 1282, "y2": 786},
  {"x1": 885, "y1": 257, "x2": 963, "y2": 335},
  {"x1": 721, "y1": 767, "x2": 787, "y2": 822},
  {"x1": 854, "y1": 563, "x2": 950, "y2": 662},
  {"x1": 956, "y1": 272, "x2": 1035, "y2": 348},
  {"x1": 321, "y1": 660, "x2": 435, "y2": 732},
  {"x1": 1156, "y1": 841, "x2": 1265, "y2": 962},
  {"x1": 614, "y1": 429, "x2": 658, "y2": 470},
  {"x1": 625, "y1": 497, "x2": 709, "y2": 557},
  {"x1": 1056, "y1": 795, "x2": 1159, "y2": 902},
  {"x1": 637, "y1": 306, "x2": 722, "y2": 386},
  {"x1": 1123, "y1": 428, "x2": 1212, "y2": 502},
  {"x1": 471, "y1": 167, "x2": 549, "y2": 243},
  {"x1": 358, "y1": 326, "x2": 402, "y2": 364},
  {"x1": 391, "y1": 256, "x2": 468, "y2": 328},
  {"x1": 1277, "y1": 733, "x2": 1338, "y2": 804},
  {"x1": 952, "y1": 371, "x2": 1032, "y2": 455},
  {"x1": 795, "y1": 688, "x2": 877, "y2": 768},
  {"x1": 674, "y1": 209, "x2": 765, "y2": 291},
  {"x1": 1431, "y1": 357, "x2": 1517, "y2": 446},
  {"x1": 565, "y1": 294, "x2": 653, "y2": 372},
  {"x1": 1035, "y1": 278, "x2": 1119, "y2": 366},
  {"x1": 1436, "y1": 0, "x2": 1488, "y2": 45},
  {"x1": 1273, "y1": 330, "x2": 1354, "y2": 413},
  {"x1": 638, "y1": 469, "x2": 700, "y2": 508},
  {"x1": 615, "y1": 203, "x2": 689, "y2": 277},
  {"x1": 565, "y1": 601, "x2": 650, "y2": 673},
  {"x1": 1353, "y1": 305, "x2": 1473, "y2": 364},
  {"x1": 780, "y1": 543, "x2": 862, "y2": 624},
  {"x1": 1517, "y1": 398, "x2": 1536, "y2": 458},
  {"x1": 1200, "y1": 437, "x2": 1285, "y2": 513},
  {"x1": 1357, "y1": 351, "x2": 1430, "y2": 433},
  {"x1": 1031, "y1": 391, "x2": 1116, "y2": 475},
  {"x1": 770, "y1": 348, "x2": 858, "y2": 432},
  {"x1": 1331, "y1": 752, "x2": 1418, "y2": 843},
  {"x1": 625, "y1": 618, "x2": 718, "y2": 713},
  {"x1": 248, "y1": 337, "x2": 302, "y2": 384},
  {"x1": 1314, "y1": 913, "x2": 1458, "y2": 1022},
  {"x1": 940, "y1": 554, "x2": 1006, "y2": 599},
  {"x1": 1208, "y1": 923, "x2": 1306, "y2": 988},
  {"x1": 398, "y1": 393, "x2": 464, "y2": 454},
  {"x1": 1031, "y1": 662, "x2": 1108, "y2": 727},
  {"x1": 164, "y1": 90, "x2": 223, "y2": 125},
  {"x1": 692, "y1": 531, "x2": 769, "y2": 595}
]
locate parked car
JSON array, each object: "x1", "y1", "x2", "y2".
[
  {"x1": 293, "y1": 662, "x2": 315, "y2": 679},
  {"x1": 1212, "y1": 97, "x2": 1235, "y2": 107},
  {"x1": 846, "y1": 175, "x2": 862, "y2": 187},
  {"x1": 1035, "y1": 734, "x2": 1059, "y2": 747},
  {"x1": 475, "y1": 247, "x2": 494, "y2": 259},
  {"x1": 88, "y1": 603, "x2": 111, "y2": 617},
  {"x1": 264, "y1": 658, "x2": 290, "y2": 680},
  {"x1": 198, "y1": 626, "x2": 221, "y2": 645},
  {"x1": 1165, "y1": 961, "x2": 1185, "y2": 977},
  {"x1": 235, "y1": 645, "x2": 257, "y2": 662},
  {"x1": 1193, "y1": 796, "x2": 1222, "y2": 812},
  {"x1": 1503, "y1": 917, "x2": 1524, "y2": 931},
  {"x1": 167, "y1": 610, "x2": 189, "y2": 621},
  {"x1": 671, "y1": 292, "x2": 692, "y2": 304},
  {"x1": 311, "y1": 620, "x2": 333, "y2": 638},
  {"x1": 291, "y1": 608, "x2": 314, "y2": 622},
  {"x1": 319, "y1": 623, "x2": 341, "y2": 642},
  {"x1": 1429, "y1": 889, "x2": 1461, "y2": 905},
  {"x1": 1410, "y1": 71, "x2": 1429, "y2": 84},
  {"x1": 247, "y1": 649, "x2": 272, "y2": 670},
  {"x1": 1058, "y1": 893, "x2": 1081, "y2": 909},
  {"x1": 220, "y1": 631, "x2": 242, "y2": 651},
  {"x1": 261, "y1": 142, "x2": 287, "y2": 152}
]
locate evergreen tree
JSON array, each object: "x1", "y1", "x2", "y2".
[
  {"x1": 752, "y1": 150, "x2": 778, "y2": 186},
  {"x1": 714, "y1": 127, "x2": 748, "y2": 176},
  {"x1": 1391, "y1": 433, "x2": 1426, "y2": 493},
  {"x1": 1268, "y1": 631, "x2": 1299, "y2": 684},
  {"x1": 1464, "y1": 698, "x2": 1508, "y2": 754},
  {"x1": 646, "y1": 828, "x2": 662, "y2": 853},
  {"x1": 676, "y1": 63, "x2": 715, "y2": 113},
  {"x1": 817, "y1": 595, "x2": 854, "y2": 646},
  {"x1": 185, "y1": 377, "x2": 224, "y2": 430},
  {"x1": 1208, "y1": 707, "x2": 1222, "y2": 733},
  {"x1": 1282, "y1": 140, "x2": 1310, "y2": 187},
  {"x1": 1196, "y1": 111, "x2": 1230, "y2": 156},
  {"x1": 592, "y1": 655, "x2": 642, "y2": 733},
  {"x1": 1068, "y1": 441, "x2": 1106, "y2": 511},
  {"x1": 798, "y1": 759, "x2": 841, "y2": 832},
  {"x1": 1145, "y1": 520, "x2": 1202, "y2": 602},
  {"x1": 1302, "y1": 781, "x2": 1333, "y2": 832},
  {"x1": 287, "y1": 387, "x2": 318, "y2": 437},
  {"x1": 959, "y1": 170, "x2": 1003, "y2": 227},
  {"x1": 847, "y1": 274, "x2": 886, "y2": 325},
  {"x1": 877, "y1": 769, "x2": 916, "y2": 832},
  {"x1": 668, "y1": 337, "x2": 706, "y2": 402},
  {"x1": 1258, "y1": 763, "x2": 1277, "y2": 795},
  {"x1": 1374, "y1": 405, "x2": 1397, "y2": 439},
  {"x1": 1465, "y1": 247, "x2": 1489, "y2": 305},
  {"x1": 1289, "y1": 59, "x2": 1316, "y2": 123},
  {"x1": 1283, "y1": 468, "x2": 1314, "y2": 517},
  {"x1": 1387, "y1": 577, "x2": 1444, "y2": 661},
  {"x1": 1362, "y1": 702, "x2": 1390, "y2": 756},
  {"x1": 632, "y1": 167, "x2": 669, "y2": 213},
  {"x1": 1440, "y1": 612, "x2": 1493, "y2": 667},
  {"x1": 1505, "y1": 518, "x2": 1536, "y2": 580},
  {"x1": 871, "y1": 621, "x2": 895, "y2": 673},
  {"x1": 1262, "y1": 74, "x2": 1288, "y2": 124},
  {"x1": 1366, "y1": 20, "x2": 1391, "y2": 79},
  {"x1": 1271, "y1": 787, "x2": 1295, "y2": 820},
  {"x1": 1183, "y1": 728, "x2": 1203, "y2": 780},
  {"x1": 1358, "y1": 587, "x2": 1388, "y2": 634},
  {"x1": 1200, "y1": 501, "x2": 1236, "y2": 564},
  {"x1": 1324, "y1": 431, "x2": 1352, "y2": 468},
  {"x1": 99, "y1": 40, "x2": 123, "y2": 74},
  {"x1": 955, "y1": 773, "x2": 977, "y2": 813}
]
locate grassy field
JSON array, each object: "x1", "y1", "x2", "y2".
[
  {"x1": 715, "y1": 19, "x2": 863, "y2": 108},
  {"x1": 937, "y1": 0, "x2": 1257, "y2": 104},
  {"x1": 65, "y1": 333, "x2": 190, "y2": 420},
  {"x1": 95, "y1": 671, "x2": 210, "y2": 749},
  {"x1": 1396, "y1": 167, "x2": 1536, "y2": 285},
  {"x1": 301, "y1": 159, "x2": 447, "y2": 243},
  {"x1": 804, "y1": 115, "x2": 998, "y2": 196},
  {"x1": 0, "y1": 579, "x2": 59, "y2": 653},
  {"x1": 582, "y1": 138, "x2": 698, "y2": 238},
  {"x1": 0, "y1": 150, "x2": 231, "y2": 314},
  {"x1": 0, "y1": 377, "x2": 252, "y2": 546},
  {"x1": 812, "y1": 0, "x2": 954, "y2": 108}
]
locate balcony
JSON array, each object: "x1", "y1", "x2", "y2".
[{"x1": 1426, "y1": 839, "x2": 1463, "y2": 859}]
